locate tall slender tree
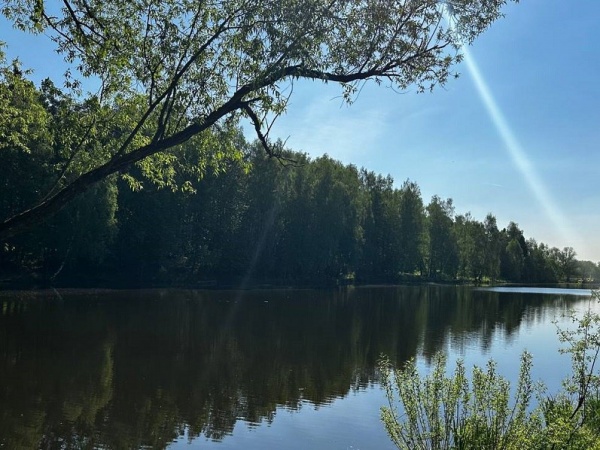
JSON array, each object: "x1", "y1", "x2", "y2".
[
  {"x1": 424, "y1": 196, "x2": 458, "y2": 279},
  {"x1": 397, "y1": 180, "x2": 424, "y2": 275}
]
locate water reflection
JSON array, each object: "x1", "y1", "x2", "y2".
[
  {"x1": 480, "y1": 286, "x2": 592, "y2": 296},
  {"x1": 0, "y1": 286, "x2": 590, "y2": 449}
]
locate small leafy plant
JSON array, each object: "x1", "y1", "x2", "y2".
[{"x1": 380, "y1": 291, "x2": 600, "y2": 450}]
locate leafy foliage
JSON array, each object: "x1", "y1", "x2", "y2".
[
  {"x1": 0, "y1": 0, "x2": 515, "y2": 238},
  {"x1": 1, "y1": 107, "x2": 595, "y2": 286},
  {"x1": 380, "y1": 292, "x2": 600, "y2": 450},
  {"x1": 0, "y1": 50, "x2": 595, "y2": 286},
  {"x1": 381, "y1": 352, "x2": 543, "y2": 449}
]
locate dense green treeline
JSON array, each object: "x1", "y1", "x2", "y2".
[
  {"x1": 0, "y1": 73, "x2": 597, "y2": 287},
  {"x1": 2, "y1": 145, "x2": 597, "y2": 286}
]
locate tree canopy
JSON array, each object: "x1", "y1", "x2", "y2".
[
  {"x1": 0, "y1": 0, "x2": 514, "y2": 239},
  {"x1": 1, "y1": 119, "x2": 596, "y2": 287}
]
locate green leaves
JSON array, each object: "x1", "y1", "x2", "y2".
[
  {"x1": 1, "y1": 0, "x2": 515, "y2": 238},
  {"x1": 3, "y1": 0, "x2": 515, "y2": 129},
  {"x1": 0, "y1": 58, "x2": 51, "y2": 153},
  {"x1": 380, "y1": 351, "x2": 543, "y2": 450},
  {"x1": 381, "y1": 291, "x2": 600, "y2": 450}
]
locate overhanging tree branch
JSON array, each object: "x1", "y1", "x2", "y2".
[
  {"x1": 0, "y1": 54, "x2": 458, "y2": 240},
  {"x1": 0, "y1": 0, "x2": 515, "y2": 240}
]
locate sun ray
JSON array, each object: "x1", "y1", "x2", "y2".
[
  {"x1": 444, "y1": 6, "x2": 577, "y2": 246},
  {"x1": 461, "y1": 47, "x2": 575, "y2": 244}
]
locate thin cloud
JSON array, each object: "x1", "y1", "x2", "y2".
[{"x1": 279, "y1": 96, "x2": 391, "y2": 160}]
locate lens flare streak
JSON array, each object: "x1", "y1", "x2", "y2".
[{"x1": 461, "y1": 46, "x2": 575, "y2": 245}]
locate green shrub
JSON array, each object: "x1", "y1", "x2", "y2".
[
  {"x1": 380, "y1": 352, "x2": 544, "y2": 449},
  {"x1": 380, "y1": 291, "x2": 600, "y2": 450}
]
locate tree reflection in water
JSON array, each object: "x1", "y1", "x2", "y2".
[{"x1": 0, "y1": 286, "x2": 585, "y2": 449}]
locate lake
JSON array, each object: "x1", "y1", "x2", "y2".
[{"x1": 0, "y1": 285, "x2": 595, "y2": 449}]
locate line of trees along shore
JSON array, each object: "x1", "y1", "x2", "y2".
[
  {"x1": 0, "y1": 0, "x2": 547, "y2": 288},
  {"x1": 1, "y1": 114, "x2": 596, "y2": 287}
]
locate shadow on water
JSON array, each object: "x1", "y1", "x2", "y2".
[{"x1": 0, "y1": 286, "x2": 590, "y2": 449}]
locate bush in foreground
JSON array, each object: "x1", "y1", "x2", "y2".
[{"x1": 380, "y1": 291, "x2": 600, "y2": 450}]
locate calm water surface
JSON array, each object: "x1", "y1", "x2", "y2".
[{"x1": 0, "y1": 285, "x2": 595, "y2": 449}]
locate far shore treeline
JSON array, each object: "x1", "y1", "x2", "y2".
[
  {"x1": 1, "y1": 76, "x2": 597, "y2": 288},
  {"x1": 2, "y1": 0, "x2": 563, "y2": 289}
]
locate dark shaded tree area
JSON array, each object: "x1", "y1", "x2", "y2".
[{"x1": 1, "y1": 74, "x2": 597, "y2": 287}]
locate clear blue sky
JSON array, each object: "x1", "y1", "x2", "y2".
[{"x1": 2, "y1": 0, "x2": 599, "y2": 261}]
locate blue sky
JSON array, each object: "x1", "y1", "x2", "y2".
[{"x1": 2, "y1": 0, "x2": 599, "y2": 261}]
